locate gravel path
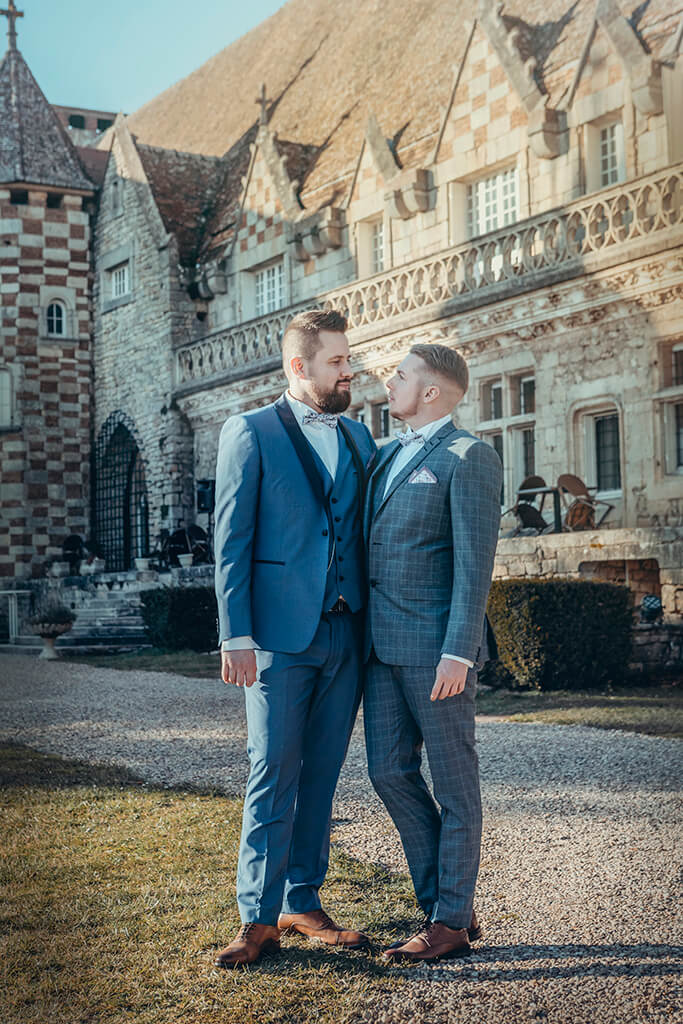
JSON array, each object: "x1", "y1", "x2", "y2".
[{"x1": 1, "y1": 655, "x2": 681, "y2": 1023}]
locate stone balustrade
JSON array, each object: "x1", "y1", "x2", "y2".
[{"x1": 175, "y1": 163, "x2": 683, "y2": 388}]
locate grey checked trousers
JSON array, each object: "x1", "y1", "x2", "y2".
[{"x1": 364, "y1": 655, "x2": 482, "y2": 930}]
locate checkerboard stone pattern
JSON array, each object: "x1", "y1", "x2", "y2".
[{"x1": 0, "y1": 188, "x2": 92, "y2": 578}]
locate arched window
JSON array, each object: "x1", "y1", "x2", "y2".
[
  {"x1": 47, "y1": 301, "x2": 66, "y2": 337},
  {"x1": 0, "y1": 367, "x2": 13, "y2": 429}
]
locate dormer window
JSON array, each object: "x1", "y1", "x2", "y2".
[
  {"x1": 600, "y1": 121, "x2": 624, "y2": 187},
  {"x1": 467, "y1": 167, "x2": 518, "y2": 238},
  {"x1": 586, "y1": 118, "x2": 625, "y2": 192},
  {"x1": 371, "y1": 219, "x2": 385, "y2": 274},
  {"x1": 255, "y1": 260, "x2": 285, "y2": 317}
]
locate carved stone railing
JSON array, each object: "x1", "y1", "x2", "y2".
[{"x1": 175, "y1": 163, "x2": 683, "y2": 389}]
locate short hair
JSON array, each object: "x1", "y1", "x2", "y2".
[
  {"x1": 410, "y1": 342, "x2": 469, "y2": 395},
  {"x1": 282, "y1": 308, "x2": 348, "y2": 367}
]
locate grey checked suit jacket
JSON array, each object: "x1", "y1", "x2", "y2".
[{"x1": 364, "y1": 421, "x2": 502, "y2": 667}]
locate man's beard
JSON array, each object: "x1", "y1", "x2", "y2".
[{"x1": 310, "y1": 381, "x2": 352, "y2": 414}]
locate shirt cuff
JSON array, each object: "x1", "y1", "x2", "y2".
[
  {"x1": 442, "y1": 653, "x2": 474, "y2": 668},
  {"x1": 221, "y1": 636, "x2": 260, "y2": 652}
]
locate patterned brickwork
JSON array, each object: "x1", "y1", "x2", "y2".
[{"x1": 0, "y1": 188, "x2": 92, "y2": 578}]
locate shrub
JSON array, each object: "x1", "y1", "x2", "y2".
[
  {"x1": 484, "y1": 577, "x2": 632, "y2": 691},
  {"x1": 140, "y1": 585, "x2": 218, "y2": 652}
]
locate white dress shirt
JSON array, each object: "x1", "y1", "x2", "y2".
[
  {"x1": 381, "y1": 412, "x2": 473, "y2": 670},
  {"x1": 222, "y1": 392, "x2": 339, "y2": 653},
  {"x1": 383, "y1": 412, "x2": 453, "y2": 498},
  {"x1": 286, "y1": 391, "x2": 339, "y2": 479}
]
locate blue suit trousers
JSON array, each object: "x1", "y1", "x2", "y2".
[{"x1": 237, "y1": 612, "x2": 362, "y2": 924}]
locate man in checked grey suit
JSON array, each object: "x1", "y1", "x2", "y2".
[
  {"x1": 213, "y1": 310, "x2": 376, "y2": 967},
  {"x1": 364, "y1": 342, "x2": 502, "y2": 962}
]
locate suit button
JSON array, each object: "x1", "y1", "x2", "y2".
[
  {"x1": 370, "y1": 579, "x2": 377, "y2": 587},
  {"x1": 337, "y1": 536, "x2": 342, "y2": 542},
  {"x1": 334, "y1": 516, "x2": 341, "y2": 522},
  {"x1": 322, "y1": 529, "x2": 328, "y2": 537},
  {"x1": 331, "y1": 498, "x2": 338, "y2": 504},
  {"x1": 339, "y1": 575, "x2": 345, "y2": 581},
  {"x1": 339, "y1": 556, "x2": 344, "y2": 562}
]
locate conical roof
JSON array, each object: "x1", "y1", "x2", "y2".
[{"x1": 0, "y1": 45, "x2": 94, "y2": 189}]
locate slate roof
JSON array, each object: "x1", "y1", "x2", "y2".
[
  {"x1": 0, "y1": 45, "x2": 94, "y2": 190},
  {"x1": 135, "y1": 143, "x2": 225, "y2": 266},
  {"x1": 125, "y1": 0, "x2": 682, "y2": 215}
]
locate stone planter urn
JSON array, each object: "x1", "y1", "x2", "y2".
[
  {"x1": 29, "y1": 606, "x2": 75, "y2": 660},
  {"x1": 134, "y1": 557, "x2": 150, "y2": 571},
  {"x1": 177, "y1": 553, "x2": 193, "y2": 568}
]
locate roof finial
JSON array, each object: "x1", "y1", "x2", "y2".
[
  {"x1": 0, "y1": 0, "x2": 23, "y2": 51},
  {"x1": 256, "y1": 82, "x2": 268, "y2": 126}
]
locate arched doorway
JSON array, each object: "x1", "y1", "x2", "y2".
[{"x1": 95, "y1": 414, "x2": 149, "y2": 571}]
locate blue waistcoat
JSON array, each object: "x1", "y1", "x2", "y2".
[{"x1": 310, "y1": 431, "x2": 365, "y2": 613}]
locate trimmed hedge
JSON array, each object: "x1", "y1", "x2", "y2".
[
  {"x1": 483, "y1": 577, "x2": 632, "y2": 691},
  {"x1": 140, "y1": 586, "x2": 218, "y2": 652}
]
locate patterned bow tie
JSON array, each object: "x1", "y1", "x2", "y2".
[
  {"x1": 397, "y1": 427, "x2": 425, "y2": 447},
  {"x1": 302, "y1": 410, "x2": 338, "y2": 429}
]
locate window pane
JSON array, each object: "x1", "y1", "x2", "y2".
[
  {"x1": 595, "y1": 414, "x2": 621, "y2": 491},
  {"x1": 676, "y1": 403, "x2": 683, "y2": 469},
  {"x1": 0, "y1": 369, "x2": 11, "y2": 428},
  {"x1": 520, "y1": 377, "x2": 535, "y2": 414},
  {"x1": 68, "y1": 114, "x2": 85, "y2": 129},
  {"x1": 490, "y1": 383, "x2": 502, "y2": 420},
  {"x1": 673, "y1": 348, "x2": 683, "y2": 387},
  {"x1": 488, "y1": 433, "x2": 504, "y2": 504},
  {"x1": 522, "y1": 427, "x2": 535, "y2": 477},
  {"x1": 111, "y1": 263, "x2": 129, "y2": 299},
  {"x1": 372, "y1": 220, "x2": 384, "y2": 274},
  {"x1": 467, "y1": 167, "x2": 518, "y2": 238},
  {"x1": 599, "y1": 122, "x2": 623, "y2": 187},
  {"x1": 380, "y1": 404, "x2": 390, "y2": 438},
  {"x1": 47, "y1": 302, "x2": 65, "y2": 335},
  {"x1": 255, "y1": 262, "x2": 284, "y2": 316}
]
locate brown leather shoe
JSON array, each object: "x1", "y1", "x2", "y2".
[
  {"x1": 277, "y1": 908, "x2": 370, "y2": 949},
  {"x1": 383, "y1": 920, "x2": 471, "y2": 962},
  {"x1": 214, "y1": 923, "x2": 281, "y2": 968},
  {"x1": 387, "y1": 911, "x2": 481, "y2": 950},
  {"x1": 469, "y1": 909, "x2": 482, "y2": 942}
]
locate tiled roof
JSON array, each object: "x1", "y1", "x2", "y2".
[
  {"x1": 76, "y1": 146, "x2": 109, "y2": 187},
  {"x1": 125, "y1": 0, "x2": 682, "y2": 215},
  {"x1": 0, "y1": 46, "x2": 94, "y2": 190},
  {"x1": 135, "y1": 143, "x2": 225, "y2": 265}
]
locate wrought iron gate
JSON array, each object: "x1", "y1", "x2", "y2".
[{"x1": 95, "y1": 415, "x2": 149, "y2": 571}]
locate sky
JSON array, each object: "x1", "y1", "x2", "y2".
[{"x1": 9, "y1": 0, "x2": 288, "y2": 114}]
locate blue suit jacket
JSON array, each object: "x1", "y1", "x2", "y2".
[{"x1": 214, "y1": 394, "x2": 376, "y2": 654}]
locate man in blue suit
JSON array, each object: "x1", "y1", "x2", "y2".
[
  {"x1": 364, "y1": 343, "x2": 502, "y2": 963},
  {"x1": 213, "y1": 309, "x2": 376, "y2": 967}
]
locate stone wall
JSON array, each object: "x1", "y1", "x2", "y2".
[
  {"x1": 0, "y1": 188, "x2": 92, "y2": 579},
  {"x1": 93, "y1": 137, "x2": 198, "y2": 552},
  {"x1": 494, "y1": 526, "x2": 683, "y2": 620}
]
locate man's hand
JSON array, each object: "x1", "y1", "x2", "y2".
[
  {"x1": 430, "y1": 658, "x2": 469, "y2": 701},
  {"x1": 221, "y1": 649, "x2": 258, "y2": 688}
]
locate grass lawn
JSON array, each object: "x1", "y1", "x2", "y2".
[
  {"x1": 65, "y1": 650, "x2": 682, "y2": 738},
  {"x1": 475, "y1": 684, "x2": 683, "y2": 738},
  {"x1": 0, "y1": 744, "x2": 414, "y2": 1024}
]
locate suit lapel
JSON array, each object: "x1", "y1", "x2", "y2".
[
  {"x1": 374, "y1": 421, "x2": 458, "y2": 518},
  {"x1": 364, "y1": 441, "x2": 400, "y2": 540},
  {"x1": 274, "y1": 394, "x2": 327, "y2": 506}
]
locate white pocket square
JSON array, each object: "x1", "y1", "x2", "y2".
[{"x1": 408, "y1": 467, "x2": 438, "y2": 484}]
